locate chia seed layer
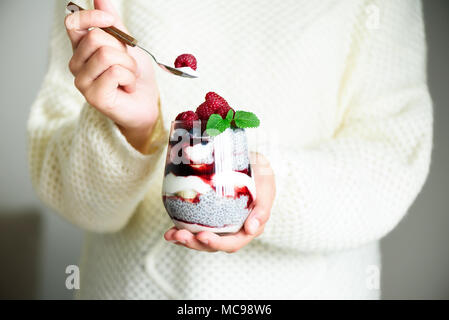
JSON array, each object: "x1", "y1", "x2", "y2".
[
  {"x1": 231, "y1": 128, "x2": 250, "y2": 171},
  {"x1": 164, "y1": 190, "x2": 250, "y2": 228}
]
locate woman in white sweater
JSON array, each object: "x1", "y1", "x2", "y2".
[{"x1": 28, "y1": 0, "x2": 432, "y2": 299}]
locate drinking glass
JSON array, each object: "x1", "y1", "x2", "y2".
[{"x1": 162, "y1": 120, "x2": 256, "y2": 234}]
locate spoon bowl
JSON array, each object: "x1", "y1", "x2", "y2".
[{"x1": 136, "y1": 45, "x2": 198, "y2": 78}]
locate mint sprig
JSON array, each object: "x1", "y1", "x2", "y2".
[
  {"x1": 206, "y1": 109, "x2": 260, "y2": 136},
  {"x1": 225, "y1": 109, "x2": 234, "y2": 122},
  {"x1": 234, "y1": 111, "x2": 260, "y2": 128},
  {"x1": 206, "y1": 114, "x2": 230, "y2": 136}
]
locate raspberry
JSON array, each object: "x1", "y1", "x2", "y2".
[
  {"x1": 195, "y1": 92, "x2": 234, "y2": 132},
  {"x1": 195, "y1": 102, "x2": 216, "y2": 121},
  {"x1": 175, "y1": 111, "x2": 199, "y2": 130},
  {"x1": 205, "y1": 92, "x2": 229, "y2": 110},
  {"x1": 205, "y1": 92, "x2": 233, "y2": 118},
  {"x1": 216, "y1": 104, "x2": 234, "y2": 118},
  {"x1": 174, "y1": 54, "x2": 197, "y2": 71},
  {"x1": 195, "y1": 102, "x2": 215, "y2": 132}
]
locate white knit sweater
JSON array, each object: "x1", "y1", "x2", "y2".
[{"x1": 28, "y1": 0, "x2": 432, "y2": 299}]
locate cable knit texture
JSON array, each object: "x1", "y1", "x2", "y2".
[{"x1": 28, "y1": 0, "x2": 432, "y2": 299}]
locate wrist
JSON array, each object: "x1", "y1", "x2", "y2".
[
  {"x1": 116, "y1": 96, "x2": 162, "y2": 155},
  {"x1": 118, "y1": 122, "x2": 155, "y2": 155}
]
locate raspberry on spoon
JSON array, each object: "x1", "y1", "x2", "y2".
[{"x1": 174, "y1": 54, "x2": 197, "y2": 71}]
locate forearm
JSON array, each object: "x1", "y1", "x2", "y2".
[{"x1": 29, "y1": 102, "x2": 166, "y2": 232}]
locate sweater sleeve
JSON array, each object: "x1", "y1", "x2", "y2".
[
  {"x1": 257, "y1": 0, "x2": 433, "y2": 252},
  {"x1": 27, "y1": 0, "x2": 167, "y2": 233}
]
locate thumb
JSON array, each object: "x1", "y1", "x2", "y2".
[
  {"x1": 244, "y1": 154, "x2": 275, "y2": 235},
  {"x1": 94, "y1": 0, "x2": 127, "y2": 30}
]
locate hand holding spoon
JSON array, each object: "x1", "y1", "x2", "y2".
[{"x1": 67, "y1": 2, "x2": 198, "y2": 78}]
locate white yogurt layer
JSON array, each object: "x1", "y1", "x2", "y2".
[
  {"x1": 163, "y1": 173, "x2": 212, "y2": 195},
  {"x1": 163, "y1": 171, "x2": 256, "y2": 201},
  {"x1": 185, "y1": 143, "x2": 214, "y2": 164},
  {"x1": 213, "y1": 171, "x2": 257, "y2": 201}
]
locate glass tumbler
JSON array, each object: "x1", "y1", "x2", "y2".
[{"x1": 162, "y1": 120, "x2": 256, "y2": 234}]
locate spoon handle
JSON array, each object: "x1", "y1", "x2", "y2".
[{"x1": 67, "y1": 2, "x2": 138, "y2": 47}]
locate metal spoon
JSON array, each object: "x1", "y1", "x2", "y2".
[{"x1": 67, "y1": 2, "x2": 198, "y2": 79}]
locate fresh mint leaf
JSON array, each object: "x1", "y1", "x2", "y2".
[
  {"x1": 206, "y1": 109, "x2": 259, "y2": 136},
  {"x1": 226, "y1": 109, "x2": 234, "y2": 122},
  {"x1": 234, "y1": 111, "x2": 260, "y2": 128},
  {"x1": 206, "y1": 114, "x2": 230, "y2": 136},
  {"x1": 206, "y1": 114, "x2": 223, "y2": 135},
  {"x1": 217, "y1": 118, "x2": 231, "y2": 132}
]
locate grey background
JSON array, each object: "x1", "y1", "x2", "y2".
[{"x1": 0, "y1": 0, "x2": 447, "y2": 299}]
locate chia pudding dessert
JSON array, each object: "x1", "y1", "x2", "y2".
[{"x1": 162, "y1": 91, "x2": 260, "y2": 234}]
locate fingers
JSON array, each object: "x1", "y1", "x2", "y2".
[
  {"x1": 244, "y1": 176, "x2": 273, "y2": 235},
  {"x1": 65, "y1": 10, "x2": 115, "y2": 49},
  {"x1": 94, "y1": 0, "x2": 124, "y2": 27},
  {"x1": 196, "y1": 230, "x2": 253, "y2": 253},
  {"x1": 81, "y1": 65, "x2": 137, "y2": 111},
  {"x1": 74, "y1": 46, "x2": 137, "y2": 91},
  {"x1": 164, "y1": 226, "x2": 263, "y2": 253},
  {"x1": 250, "y1": 151, "x2": 275, "y2": 177},
  {"x1": 164, "y1": 227, "x2": 178, "y2": 241},
  {"x1": 244, "y1": 206, "x2": 270, "y2": 236},
  {"x1": 164, "y1": 228, "x2": 216, "y2": 252},
  {"x1": 244, "y1": 152, "x2": 276, "y2": 235},
  {"x1": 69, "y1": 28, "x2": 127, "y2": 76}
]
